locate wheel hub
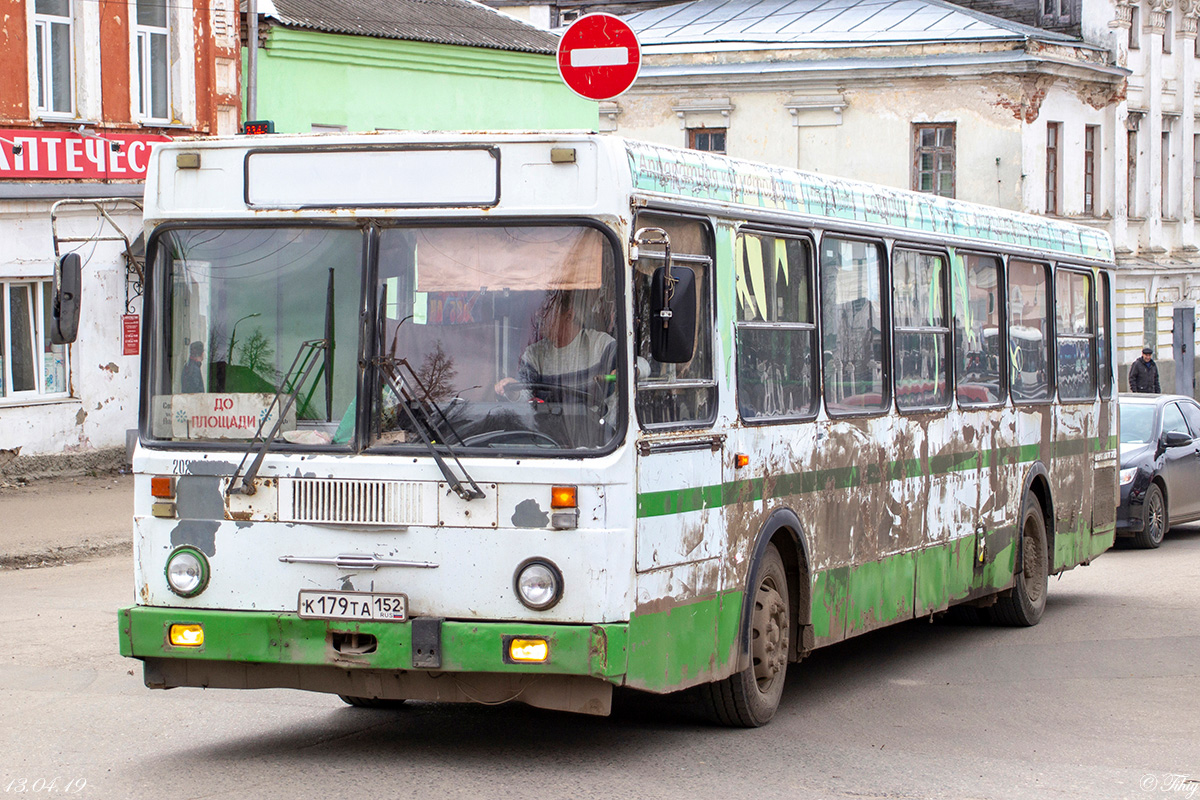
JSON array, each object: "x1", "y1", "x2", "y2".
[{"x1": 752, "y1": 586, "x2": 788, "y2": 690}]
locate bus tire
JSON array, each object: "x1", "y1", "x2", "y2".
[
  {"x1": 992, "y1": 495, "x2": 1048, "y2": 627},
  {"x1": 699, "y1": 543, "x2": 789, "y2": 727},
  {"x1": 1131, "y1": 483, "x2": 1166, "y2": 549},
  {"x1": 338, "y1": 695, "x2": 408, "y2": 709}
]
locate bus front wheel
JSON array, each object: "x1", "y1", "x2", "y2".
[
  {"x1": 700, "y1": 543, "x2": 789, "y2": 727},
  {"x1": 992, "y1": 495, "x2": 1048, "y2": 627}
]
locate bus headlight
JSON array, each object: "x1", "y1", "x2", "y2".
[
  {"x1": 514, "y1": 558, "x2": 562, "y2": 611},
  {"x1": 166, "y1": 547, "x2": 210, "y2": 597}
]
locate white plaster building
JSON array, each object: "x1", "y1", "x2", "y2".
[{"x1": 0, "y1": 0, "x2": 240, "y2": 474}]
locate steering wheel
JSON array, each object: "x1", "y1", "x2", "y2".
[
  {"x1": 461, "y1": 429, "x2": 562, "y2": 448},
  {"x1": 499, "y1": 381, "x2": 598, "y2": 404}
]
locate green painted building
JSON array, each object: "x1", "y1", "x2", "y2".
[{"x1": 248, "y1": 0, "x2": 596, "y2": 133}]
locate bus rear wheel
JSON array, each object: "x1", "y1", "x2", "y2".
[
  {"x1": 700, "y1": 543, "x2": 789, "y2": 727},
  {"x1": 992, "y1": 495, "x2": 1048, "y2": 627}
]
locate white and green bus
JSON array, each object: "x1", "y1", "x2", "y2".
[{"x1": 114, "y1": 133, "x2": 1117, "y2": 726}]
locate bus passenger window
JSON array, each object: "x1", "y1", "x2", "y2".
[
  {"x1": 735, "y1": 232, "x2": 816, "y2": 421},
  {"x1": 820, "y1": 237, "x2": 887, "y2": 415},
  {"x1": 893, "y1": 249, "x2": 950, "y2": 410},
  {"x1": 633, "y1": 213, "x2": 716, "y2": 428},
  {"x1": 1097, "y1": 272, "x2": 1113, "y2": 398},
  {"x1": 1009, "y1": 259, "x2": 1052, "y2": 402},
  {"x1": 1055, "y1": 270, "x2": 1096, "y2": 401},
  {"x1": 952, "y1": 253, "x2": 1004, "y2": 406}
]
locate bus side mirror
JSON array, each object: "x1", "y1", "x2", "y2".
[
  {"x1": 51, "y1": 252, "x2": 82, "y2": 345},
  {"x1": 649, "y1": 264, "x2": 696, "y2": 363}
]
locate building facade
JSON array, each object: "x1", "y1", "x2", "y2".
[
  {"x1": 246, "y1": 0, "x2": 597, "y2": 134},
  {"x1": 0, "y1": 0, "x2": 240, "y2": 471}
]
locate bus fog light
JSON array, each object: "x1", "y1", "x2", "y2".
[
  {"x1": 514, "y1": 559, "x2": 562, "y2": 611},
  {"x1": 166, "y1": 547, "x2": 209, "y2": 597},
  {"x1": 169, "y1": 623, "x2": 204, "y2": 647},
  {"x1": 508, "y1": 637, "x2": 549, "y2": 662}
]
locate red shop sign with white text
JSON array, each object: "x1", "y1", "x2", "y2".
[{"x1": 0, "y1": 130, "x2": 171, "y2": 181}]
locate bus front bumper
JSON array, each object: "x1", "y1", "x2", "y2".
[{"x1": 119, "y1": 606, "x2": 629, "y2": 716}]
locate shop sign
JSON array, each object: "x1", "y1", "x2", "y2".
[
  {"x1": 0, "y1": 130, "x2": 171, "y2": 181},
  {"x1": 122, "y1": 314, "x2": 140, "y2": 356}
]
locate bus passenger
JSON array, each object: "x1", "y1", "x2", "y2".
[{"x1": 182, "y1": 341, "x2": 206, "y2": 393}]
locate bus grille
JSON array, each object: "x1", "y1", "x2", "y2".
[{"x1": 280, "y1": 478, "x2": 424, "y2": 526}]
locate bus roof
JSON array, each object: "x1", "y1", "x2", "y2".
[{"x1": 623, "y1": 139, "x2": 1114, "y2": 264}]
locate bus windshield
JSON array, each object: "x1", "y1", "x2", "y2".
[
  {"x1": 146, "y1": 223, "x2": 622, "y2": 454},
  {"x1": 374, "y1": 225, "x2": 620, "y2": 452}
]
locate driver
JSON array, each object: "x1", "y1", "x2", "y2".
[{"x1": 494, "y1": 293, "x2": 616, "y2": 405}]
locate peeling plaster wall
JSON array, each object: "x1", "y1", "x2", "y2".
[
  {"x1": 0, "y1": 202, "x2": 141, "y2": 457},
  {"x1": 615, "y1": 73, "x2": 1027, "y2": 210}
]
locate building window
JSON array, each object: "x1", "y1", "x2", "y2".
[
  {"x1": 1129, "y1": 6, "x2": 1140, "y2": 49},
  {"x1": 1128, "y1": 129, "x2": 1139, "y2": 216},
  {"x1": 136, "y1": 0, "x2": 170, "y2": 121},
  {"x1": 1, "y1": 280, "x2": 69, "y2": 400},
  {"x1": 913, "y1": 123, "x2": 955, "y2": 198},
  {"x1": 1163, "y1": 130, "x2": 1172, "y2": 216},
  {"x1": 33, "y1": 0, "x2": 73, "y2": 116},
  {"x1": 688, "y1": 128, "x2": 726, "y2": 153},
  {"x1": 1046, "y1": 122, "x2": 1061, "y2": 215},
  {"x1": 1193, "y1": 134, "x2": 1199, "y2": 217},
  {"x1": 1084, "y1": 125, "x2": 1099, "y2": 216}
]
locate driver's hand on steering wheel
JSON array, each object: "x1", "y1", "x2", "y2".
[{"x1": 494, "y1": 377, "x2": 518, "y2": 397}]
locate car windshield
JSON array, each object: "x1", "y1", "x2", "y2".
[
  {"x1": 1120, "y1": 403, "x2": 1156, "y2": 444},
  {"x1": 373, "y1": 225, "x2": 621, "y2": 452}
]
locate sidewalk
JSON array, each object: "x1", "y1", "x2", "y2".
[{"x1": 0, "y1": 472, "x2": 133, "y2": 568}]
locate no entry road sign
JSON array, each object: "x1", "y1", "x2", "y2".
[{"x1": 557, "y1": 13, "x2": 641, "y2": 101}]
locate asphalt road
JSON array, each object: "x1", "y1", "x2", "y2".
[{"x1": 1, "y1": 530, "x2": 1198, "y2": 800}]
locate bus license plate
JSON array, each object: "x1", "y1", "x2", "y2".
[{"x1": 297, "y1": 590, "x2": 408, "y2": 621}]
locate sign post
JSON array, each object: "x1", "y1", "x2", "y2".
[{"x1": 557, "y1": 14, "x2": 642, "y2": 101}]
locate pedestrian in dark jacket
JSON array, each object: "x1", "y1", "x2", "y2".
[{"x1": 1129, "y1": 347, "x2": 1160, "y2": 393}]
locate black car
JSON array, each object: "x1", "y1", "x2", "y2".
[{"x1": 1117, "y1": 392, "x2": 1200, "y2": 548}]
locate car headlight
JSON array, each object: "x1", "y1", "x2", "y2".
[
  {"x1": 1119, "y1": 467, "x2": 1139, "y2": 486},
  {"x1": 514, "y1": 558, "x2": 562, "y2": 611},
  {"x1": 165, "y1": 547, "x2": 210, "y2": 597}
]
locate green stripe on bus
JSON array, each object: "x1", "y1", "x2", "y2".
[{"x1": 637, "y1": 435, "x2": 1109, "y2": 519}]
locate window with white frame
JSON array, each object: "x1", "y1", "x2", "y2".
[
  {"x1": 135, "y1": 0, "x2": 170, "y2": 121},
  {"x1": 1, "y1": 280, "x2": 69, "y2": 400},
  {"x1": 33, "y1": 0, "x2": 74, "y2": 116}
]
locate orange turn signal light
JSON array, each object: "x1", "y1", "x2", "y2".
[
  {"x1": 151, "y1": 476, "x2": 176, "y2": 498},
  {"x1": 735, "y1": 454, "x2": 750, "y2": 469},
  {"x1": 551, "y1": 486, "x2": 577, "y2": 509}
]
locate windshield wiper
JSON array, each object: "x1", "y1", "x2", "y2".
[
  {"x1": 376, "y1": 354, "x2": 485, "y2": 501},
  {"x1": 226, "y1": 338, "x2": 327, "y2": 497}
]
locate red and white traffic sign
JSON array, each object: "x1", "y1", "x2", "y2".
[{"x1": 557, "y1": 13, "x2": 641, "y2": 101}]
